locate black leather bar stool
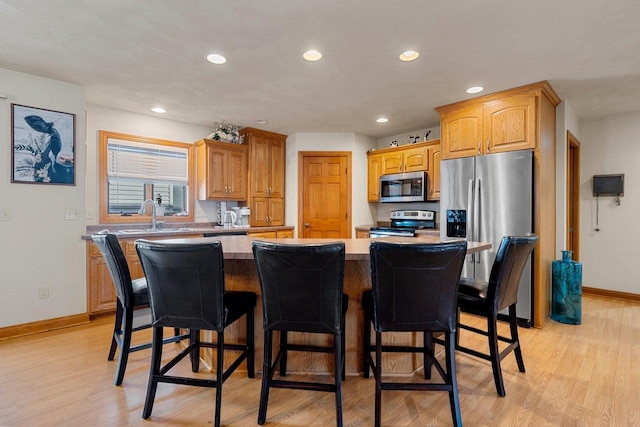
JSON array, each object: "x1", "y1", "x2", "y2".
[
  {"x1": 455, "y1": 234, "x2": 538, "y2": 397},
  {"x1": 135, "y1": 239, "x2": 256, "y2": 427},
  {"x1": 363, "y1": 240, "x2": 467, "y2": 427},
  {"x1": 91, "y1": 233, "x2": 187, "y2": 386},
  {"x1": 252, "y1": 240, "x2": 347, "y2": 427}
]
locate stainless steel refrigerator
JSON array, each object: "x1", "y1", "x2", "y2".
[{"x1": 440, "y1": 149, "x2": 534, "y2": 325}]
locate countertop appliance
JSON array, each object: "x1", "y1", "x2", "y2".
[
  {"x1": 380, "y1": 171, "x2": 427, "y2": 203},
  {"x1": 370, "y1": 209, "x2": 436, "y2": 237},
  {"x1": 440, "y1": 149, "x2": 534, "y2": 325}
]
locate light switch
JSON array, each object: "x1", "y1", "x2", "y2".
[{"x1": 65, "y1": 209, "x2": 80, "y2": 220}]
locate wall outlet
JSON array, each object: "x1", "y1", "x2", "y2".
[
  {"x1": 86, "y1": 208, "x2": 94, "y2": 219},
  {"x1": 65, "y1": 209, "x2": 80, "y2": 220},
  {"x1": 0, "y1": 208, "x2": 11, "y2": 221},
  {"x1": 38, "y1": 287, "x2": 50, "y2": 299}
]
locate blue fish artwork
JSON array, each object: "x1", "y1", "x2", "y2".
[
  {"x1": 12, "y1": 104, "x2": 74, "y2": 184},
  {"x1": 24, "y1": 115, "x2": 62, "y2": 173}
]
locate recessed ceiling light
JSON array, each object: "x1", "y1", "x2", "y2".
[
  {"x1": 255, "y1": 119, "x2": 268, "y2": 124},
  {"x1": 303, "y1": 50, "x2": 322, "y2": 61},
  {"x1": 376, "y1": 117, "x2": 389, "y2": 123},
  {"x1": 151, "y1": 107, "x2": 166, "y2": 114},
  {"x1": 206, "y1": 53, "x2": 227, "y2": 65},
  {"x1": 466, "y1": 86, "x2": 484, "y2": 94},
  {"x1": 399, "y1": 50, "x2": 419, "y2": 62}
]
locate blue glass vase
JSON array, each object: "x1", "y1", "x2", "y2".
[{"x1": 551, "y1": 250, "x2": 582, "y2": 325}]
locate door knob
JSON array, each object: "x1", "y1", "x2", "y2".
[{"x1": 304, "y1": 223, "x2": 310, "y2": 227}]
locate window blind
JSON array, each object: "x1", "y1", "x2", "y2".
[{"x1": 107, "y1": 138, "x2": 189, "y2": 183}]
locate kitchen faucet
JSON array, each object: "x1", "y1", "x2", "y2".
[{"x1": 138, "y1": 199, "x2": 157, "y2": 231}]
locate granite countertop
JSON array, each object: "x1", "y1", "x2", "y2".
[
  {"x1": 82, "y1": 223, "x2": 294, "y2": 240},
  {"x1": 149, "y1": 234, "x2": 491, "y2": 261}
]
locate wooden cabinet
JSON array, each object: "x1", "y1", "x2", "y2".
[
  {"x1": 195, "y1": 139, "x2": 248, "y2": 200},
  {"x1": 436, "y1": 81, "x2": 561, "y2": 327},
  {"x1": 247, "y1": 229, "x2": 294, "y2": 238},
  {"x1": 426, "y1": 143, "x2": 441, "y2": 200},
  {"x1": 381, "y1": 145, "x2": 429, "y2": 174},
  {"x1": 438, "y1": 89, "x2": 537, "y2": 160},
  {"x1": 241, "y1": 128, "x2": 287, "y2": 226},
  {"x1": 87, "y1": 233, "x2": 216, "y2": 316},
  {"x1": 355, "y1": 230, "x2": 370, "y2": 239},
  {"x1": 366, "y1": 140, "x2": 441, "y2": 202},
  {"x1": 367, "y1": 152, "x2": 383, "y2": 202}
]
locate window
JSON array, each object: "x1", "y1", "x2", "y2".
[{"x1": 99, "y1": 131, "x2": 194, "y2": 224}]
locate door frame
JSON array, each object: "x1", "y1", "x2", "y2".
[
  {"x1": 297, "y1": 151, "x2": 352, "y2": 238},
  {"x1": 566, "y1": 131, "x2": 581, "y2": 260}
]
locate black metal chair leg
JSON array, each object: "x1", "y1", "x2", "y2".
[
  {"x1": 279, "y1": 330, "x2": 288, "y2": 376},
  {"x1": 334, "y1": 334, "x2": 344, "y2": 427},
  {"x1": 142, "y1": 327, "x2": 163, "y2": 419},
  {"x1": 214, "y1": 330, "x2": 224, "y2": 427},
  {"x1": 363, "y1": 309, "x2": 371, "y2": 378},
  {"x1": 108, "y1": 302, "x2": 124, "y2": 361},
  {"x1": 488, "y1": 315, "x2": 506, "y2": 397},
  {"x1": 190, "y1": 329, "x2": 200, "y2": 372},
  {"x1": 247, "y1": 307, "x2": 255, "y2": 378},
  {"x1": 424, "y1": 331, "x2": 433, "y2": 380},
  {"x1": 445, "y1": 332, "x2": 462, "y2": 427},
  {"x1": 374, "y1": 331, "x2": 383, "y2": 427},
  {"x1": 114, "y1": 307, "x2": 134, "y2": 386},
  {"x1": 258, "y1": 330, "x2": 272, "y2": 425},
  {"x1": 510, "y1": 305, "x2": 525, "y2": 373}
]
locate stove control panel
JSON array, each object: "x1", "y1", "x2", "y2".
[{"x1": 391, "y1": 210, "x2": 435, "y2": 220}]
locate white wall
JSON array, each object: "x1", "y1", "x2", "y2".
[
  {"x1": 285, "y1": 132, "x2": 378, "y2": 236},
  {"x1": 85, "y1": 104, "x2": 219, "y2": 224},
  {"x1": 579, "y1": 111, "x2": 640, "y2": 293},
  {"x1": 0, "y1": 68, "x2": 86, "y2": 327},
  {"x1": 555, "y1": 101, "x2": 580, "y2": 255}
]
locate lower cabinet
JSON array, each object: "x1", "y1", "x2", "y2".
[
  {"x1": 87, "y1": 235, "x2": 197, "y2": 317},
  {"x1": 247, "y1": 229, "x2": 293, "y2": 238}
]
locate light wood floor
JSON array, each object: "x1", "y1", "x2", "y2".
[{"x1": 1, "y1": 294, "x2": 639, "y2": 426}]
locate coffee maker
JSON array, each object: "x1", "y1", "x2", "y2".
[{"x1": 232, "y1": 207, "x2": 251, "y2": 227}]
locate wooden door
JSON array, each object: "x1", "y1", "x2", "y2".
[
  {"x1": 440, "y1": 104, "x2": 482, "y2": 159},
  {"x1": 567, "y1": 131, "x2": 581, "y2": 259},
  {"x1": 484, "y1": 94, "x2": 536, "y2": 154},
  {"x1": 299, "y1": 152, "x2": 351, "y2": 238}
]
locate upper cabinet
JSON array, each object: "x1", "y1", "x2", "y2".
[
  {"x1": 381, "y1": 145, "x2": 429, "y2": 174},
  {"x1": 241, "y1": 127, "x2": 287, "y2": 226},
  {"x1": 367, "y1": 140, "x2": 441, "y2": 202},
  {"x1": 437, "y1": 82, "x2": 556, "y2": 160},
  {"x1": 195, "y1": 139, "x2": 248, "y2": 200}
]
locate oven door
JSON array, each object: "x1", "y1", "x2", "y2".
[
  {"x1": 380, "y1": 171, "x2": 427, "y2": 202},
  {"x1": 369, "y1": 227, "x2": 417, "y2": 238}
]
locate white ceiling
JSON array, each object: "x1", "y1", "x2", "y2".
[{"x1": 2, "y1": 0, "x2": 640, "y2": 138}]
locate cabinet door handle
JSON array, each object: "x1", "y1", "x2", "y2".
[
  {"x1": 486, "y1": 139, "x2": 490, "y2": 153},
  {"x1": 478, "y1": 141, "x2": 481, "y2": 154}
]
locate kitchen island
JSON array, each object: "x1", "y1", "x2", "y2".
[{"x1": 150, "y1": 234, "x2": 491, "y2": 375}]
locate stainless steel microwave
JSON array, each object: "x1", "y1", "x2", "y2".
[{"x1": 380, "y1": 171, "x2": 427, "y2": 202}]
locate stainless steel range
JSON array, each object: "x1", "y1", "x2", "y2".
[{"x1": 369, "y1": 210, "x2": 436, "y2": 237}]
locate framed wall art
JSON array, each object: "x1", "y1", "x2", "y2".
[{"x1": 11, "y1": 103, "x2": 76, "y2": 185}]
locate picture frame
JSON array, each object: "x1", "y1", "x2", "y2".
[{"x1": 11, "y1": 103, "x2": 76, "y2": 185}]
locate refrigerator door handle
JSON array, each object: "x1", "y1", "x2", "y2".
[
  {"x1": 474, "y1": 178, "x2": 481, "y2": 263},
  {"x1": 467, "y1": 179, "x2": 475, "y2": 263}
]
